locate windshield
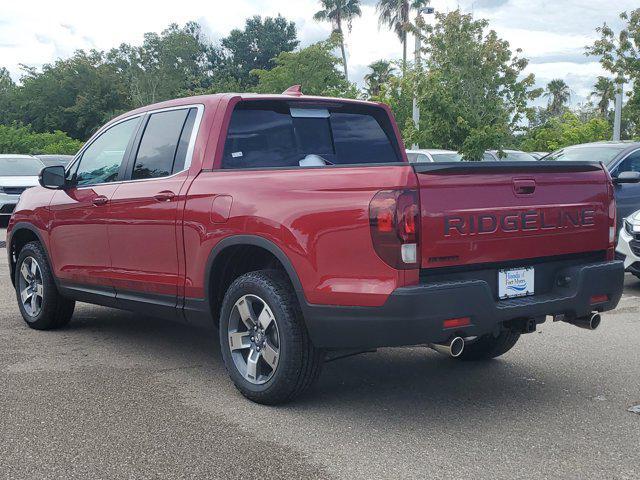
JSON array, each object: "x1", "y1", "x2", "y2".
[
  {"x1": 504, "y1": 152, "x2": 537, "y2": 161},
  {"x1": 544, "y1": 145, "x2": 628, "y2": 165},
  {"x1": 431, "y1": 152, "x2": 463, "y2": 162},
  {"x1": 0, "y1": 157, "x2": 44, "y2": 176}
]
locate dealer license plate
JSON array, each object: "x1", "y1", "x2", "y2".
[{"x1": 498, "y1": 267, "x2": 534, "y2": 299}]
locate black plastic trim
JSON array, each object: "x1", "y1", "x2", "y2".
[
  {"x1": 302, "y1": 260, "x2": 624, "y2": 349},
  {"x1": 413, "y1": 161, "x2": 605, "y2": 174}
]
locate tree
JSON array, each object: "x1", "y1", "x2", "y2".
[
  {"x1": 543, "y1": 79, "x2": 570, "y2": 116},
  {"x1": 252, "y1": 39, "x2": 358, "y2": 98},
  {"x1": 376, "y1": 0, "x2": 430, "y2": 71},
  {"x1": 313, "y1": 0, "x2": 362, "y2": 82},
  {"x1": 221, "y1": 15, "x2": 299, "y2": 88},
  {"x1": 590, "y1": 76, "x2": 615, "y2": 117},
  {"x1": 0, "y1": 68, "x2": 17, "y2": 125},
  {"x1": 587, "y1": 8, "x2": 640, "y2": 138},
  {"x1": 14, "y1": 50, "x2": 131, "y2": 140},
  {"x1": 386, "y1": 10, "x2": 540, "y2": 159},
  {"x1": 364, "y1": 60, "x2": 396, "y2": 98},
  {"x1": 107, "y1": 22, "x2": 211, "y2": 107},
  {"x1": 520, "y1": 112, "x2": 612, "y2": 152}
]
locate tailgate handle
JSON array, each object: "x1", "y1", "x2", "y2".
[{"x1": 513, "y1": 179, "x2": 536, "y2": 196}]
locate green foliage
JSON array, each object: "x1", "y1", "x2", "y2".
[
  {"x1": 383, "y1": 10, "x2": 540, "y2": 160},
  {"x1": 591, "y1": 76, "x2": 615, "y2": 116},
  {"x1": 520, "y1": 112, "x2": 612, "y2": 152},
  {"x1": 364, "y1": 60, "x2": 395, "y2": 98},
  {"x1": 11, "y1": 50, "x2": 131, "y2": 140},
  {"x1": 252, "y1": 40, "x2": 359, "y2": 98},
  {"x1": 220, "y1": 15, "x2": 299, "y2": 88},
  {"x1": 376, "y1": 0, "x2": 430, "y2": 68},
  {"x1": 0, "y1": 123, "x2": 83, "y2": 155}
]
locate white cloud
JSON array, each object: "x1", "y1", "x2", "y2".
[{"x1": 0, "y1": 0, "x2": 636, "y2": 105}]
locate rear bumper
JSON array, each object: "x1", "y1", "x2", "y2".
[{"x1": 302, "y1": 260, "x2": 624, "y2": 349}]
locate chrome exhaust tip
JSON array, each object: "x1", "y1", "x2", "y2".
[
  {"x1": 566, "y1": 312, "x2": 601, "y2": 331},
  {"x1": 429, "y1": 336, "x2": 465, "y2": 358}
]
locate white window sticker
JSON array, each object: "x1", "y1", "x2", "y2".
[{"x1": 232, "y1": 151, "x2": 243, "y2": 158}]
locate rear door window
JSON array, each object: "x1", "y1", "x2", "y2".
[
  {"x1": 131, "y1": 108, "x2": 196, "y2": 180},
  {"x1": 222, "y1": 102, "x2": 401, "y2": 169}
]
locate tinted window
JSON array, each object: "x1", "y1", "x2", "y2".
[
  {"x1": 615, "y1": 151, "x2": 640, "y2": 175},
  {"x1": 73, "y1": 117, "x2": 140, "y2": 187},
  {"x1": 132, "y1": 109, "x2": 193, "y2": 180},
  {"x1": 544, "y1": 145, "x2": 628, "y2": 165},
  {"x1": 0, "y1": 157, "x2": 45, "y2": 176},
  {"x1": 222, "y1": 103, "x2": 401, "y2": 169}
]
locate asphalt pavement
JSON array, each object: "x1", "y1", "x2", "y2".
[{"x1": 1, "y1": 227, "x2": 639, "y2": 479}]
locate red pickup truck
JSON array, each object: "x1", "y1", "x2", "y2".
[{"x1": 7, "y1": 89, "x2": 624, "y2": 404}]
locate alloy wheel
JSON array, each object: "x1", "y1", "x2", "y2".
[
  {"x1": 227, "y1": 294, "x2": 280, "y2": 385},
  {"x1": 18, "y1": 256, "x2": 44, "y2": 317}
]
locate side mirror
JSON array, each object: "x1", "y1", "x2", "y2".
[
  {"x1": 39, "y1": 165, "x2": 67, "y2": 190},
  {"x1": 614, "y1": 171, "x2": 640, "y2": 184}
]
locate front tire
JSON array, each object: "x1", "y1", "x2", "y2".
[
  {"x1": 219, "y1": 270, "x2": 323, "y2": 405},
  {"x1": 455, "y1": 330, "x2": 520, "y2": 361},
  {"x1": 15, "y1": 241, "x2": 75, "y2": 330}
]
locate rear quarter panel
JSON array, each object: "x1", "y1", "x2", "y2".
[{"x1": 184, "y1": 165, "x2": 419, "y2": 307}]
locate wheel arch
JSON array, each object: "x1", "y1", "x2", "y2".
[
  {"x1": 202, "y1": 235, "x2": 307, "y2": 327},
  {"x1": 8, "y1": 222, "x2": 49, "y2": 287}
]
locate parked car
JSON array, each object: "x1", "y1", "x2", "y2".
[
  {"x1": 406, "y1": 149, "x2": 463, "y2": 163},
  {"x1": 483, "y1": 150, "x2": 539, "y2": 161},
  {"x1": 36, "y1": 154, "x2": 74, "y2": 167},
  {"x1": 616, "y1": 209, "x2": 640, "y2": 278},
  {"x1": 7, "y1": 90, "x2": 624, "y2": 404},
  {"x1": 0, "y1": 155, "x2": 44, "y2": 219},
  {"x1": 543, "y1": 141, "x2": 640, "y2": 230}
]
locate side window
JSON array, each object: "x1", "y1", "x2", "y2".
[
  {"x1": 73, "y1": 117, "x2": 140, "y2": 187},
  {"x1": 614, "y1": 151, "x2": 640, "y2": 176},
  {"x1": 131, "y1": 108, "x2": 195, "y2": 180}
]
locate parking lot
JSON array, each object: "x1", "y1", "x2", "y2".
[{"x1": 0, "y1": 226, "x2": 638, "y2": 480}]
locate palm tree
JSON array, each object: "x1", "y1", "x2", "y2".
[
  {"x1": 590, "y1": 76, "x2": 615, "y2": 117},
  {"x1": 544, "y1": 79, "x2": 570, "y2": 116},
  {"x1": 314, "y1": 0, "x2": 362, "y2": 82},
  {"x1": 376, "y1": 0, "x2": 430, "y2": 72},
  {"x1": 364, "y1": 60, "x2": 395, "y2": 97}
]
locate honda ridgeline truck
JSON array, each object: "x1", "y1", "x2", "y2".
[{"x1": 7, "y1": 88, "x2": 626, "y2": 404}]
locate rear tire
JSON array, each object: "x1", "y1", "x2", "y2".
[
  {"x1": 15, "y1": 241, "x2": 75, "y2": 330},
  {"x1": 219, "y1": 270, "x2": 323, "y2": 405},
  {"x1": 455, "y1": 330, "x2": 520, "y2": 361}
]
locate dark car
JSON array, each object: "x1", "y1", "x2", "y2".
[
  {"x1": 544, "y1": 142, "x2": 640, "y2": 228},
  {"x1": 35, "y1": 155, "x2": 74, "y2": 167}
]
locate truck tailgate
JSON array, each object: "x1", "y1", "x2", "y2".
[{"x1": 414, "y1": 162, "x2": 612, "y2": 269}]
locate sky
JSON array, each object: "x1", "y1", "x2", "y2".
[{"x1": 0, "y1": 0, "x2": 636, "y2": 107}]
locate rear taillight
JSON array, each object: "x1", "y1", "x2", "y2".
[
  {"x1": 369, "y1": 189, "x2": 420, "y2": 269},
  {"x1": 605, "y1": 170, "x2": 617, "y2": 260}
]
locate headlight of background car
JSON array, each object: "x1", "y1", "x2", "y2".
[{"x1": 625, "y1": 220, "x2": 635, "y2": 236}]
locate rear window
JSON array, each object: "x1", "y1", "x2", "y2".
[
  {"x1": 222, "y1": 101, "x2": 401, "y2": 169},
  {"x1": 544, "y1": 145, "x2": 628, "y2": 165},
  {"x1": 431, "y1": 152, "x2": 463, "y2": 162}
]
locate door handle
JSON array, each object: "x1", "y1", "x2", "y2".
[
  {"x1": 92, "y1": 196, "x2": 109, "y2": 206},
  {"x1": 513, "y1": 179, "x2": 536, "y2": 196},
  {"x1": 154, "y1": 191, "x2": 176, "y2": 202}
]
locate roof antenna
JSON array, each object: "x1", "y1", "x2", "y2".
[{"x1": 282, "y1": 85, "x2": 303, "y2": 97}]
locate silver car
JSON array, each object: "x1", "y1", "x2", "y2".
[
  {"x1": 483, "y1": 150, "x2": 538, "y2": 161},
  {"x1": 406, "y1": 149, "x2": 463, "y2": 163},
  {"x1": 0, "y1": 155, "x2": 45, "y2": 218}
]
